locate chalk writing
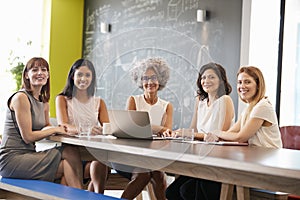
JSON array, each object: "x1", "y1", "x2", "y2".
[{"x1": 82, "y1": 0, "x2": 241, "y2": 129}]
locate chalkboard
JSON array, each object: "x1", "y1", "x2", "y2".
[{"x1": 82, "y1": 0, "x2": 242, "y2": 129}]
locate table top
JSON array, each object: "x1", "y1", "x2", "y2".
[{"x1": 49, "y1": 135, "x2": 300, "y2": 195}]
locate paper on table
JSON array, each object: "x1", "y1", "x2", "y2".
[
  {"x1": 199, "y1": 129, "x2": 248, "y2": 146},
  {"x1": 173, "y1": 140, "x2": 248, "y2": 146},
  {"x1": 75, "y1": 134, "x2": 116, "y2": 139},
  {"x1": 172, "y1": 140, "x2": 203, "y2": 144},
  {"x1": 207, "y1": 141, "x2": 248, "y2": 146}
]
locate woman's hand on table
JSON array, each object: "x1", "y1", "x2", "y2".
[
  {"x1": 172, "y1": 129, "x2": 182, "y2": 138},
  {"x1": 204, "y1": 132, "x2": 220, "y2": 142},
  {"x1": 54, "y1": 125, "x2": 69, "y2": 135},
  {"x1": 162, "y1": 129, "x2": 183, "y2": 138},
  {"x1": 56, "y1": 123, "x2": 77, "y2": 136},
  {"x1": 162, "y1": 129, "x2": 172, "y2": 137},
  {"x1": 41, "y1": 125, "x2": 69, "y2": 135},
  {"x1": 91, "y1": 125, "x2": 103, "y2": 135}
]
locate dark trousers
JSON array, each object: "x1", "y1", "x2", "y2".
[{"x1": 166, "y1": 175, "x2": 221, "y2": 200}]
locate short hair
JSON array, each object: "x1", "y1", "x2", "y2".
[
  {"x1": 196, "y1": 62, "x2": 232, "y2": 100},
  {"x1": 130, "y1": 57, "x2": 170, "y2": 91},
  {"x1": 59, "y1": 58, "x2": 96, "y2": 99},
  {"x1": 237, "y1": 66, "x2": 266, "y2": 105},
  {"x1": 22, "y1": 57, "x2": 50, "y2": 103}
]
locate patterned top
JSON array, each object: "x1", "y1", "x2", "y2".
[{"x1": 66, "y1": 96, "x2": 100, "y2": 128}]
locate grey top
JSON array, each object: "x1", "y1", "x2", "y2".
[{"x1": 0, "y1": 90, "x2": 61, "y2": 181}]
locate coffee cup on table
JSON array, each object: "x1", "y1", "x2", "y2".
[{"x1": 103, "y1": 123, "x2": 111, "y2": 135}]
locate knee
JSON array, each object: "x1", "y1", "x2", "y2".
[
  {"x1": 62, "y1": 145, "x2": 80, "y2": 159},
  {"x1": 91, "y1": 161, "x2": 108, "y2": 172},
  {"x1": 91, "y1": 161, "x2": 102, "y2": 168}
]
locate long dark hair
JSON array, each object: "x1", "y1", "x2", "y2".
[
  {"x1": 22, "y1": 57, "x2": 50, "y2": 103},
  {"x1": 59, "y1": 59, "x2": 96, "y2": 99},
  {"x1": 196, "y1": 62, "x2": 232, "y2": 101}
]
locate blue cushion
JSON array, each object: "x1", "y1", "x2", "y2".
[{"x1": 0, "y1": 177, "x2": 122, "y2": 200}]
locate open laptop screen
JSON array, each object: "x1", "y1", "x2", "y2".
[{"x1": 108, "y1": 110, "x2": 154, "y2": 139}]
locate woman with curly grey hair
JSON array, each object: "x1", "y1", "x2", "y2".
[
  {"x1": 128, "y1": 57, "x2": 173, "y2": 135},
  {"x1": 131, "y1": 57, "x2": 170, "y2": 91},
  {"x1": 117, "y1": 57, "x2": 173, "y2": 200}
]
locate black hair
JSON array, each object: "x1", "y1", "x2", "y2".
[
  {"x1": 196, "y1": 62, "x2": 232, "y2": 100},
  {"x1": 59, "y1": 58, "x2": 96, "y2": 98}
]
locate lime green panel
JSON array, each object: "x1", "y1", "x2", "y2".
[{"x1": 48, "y1": 0, "x2": 84, "y2": 117}]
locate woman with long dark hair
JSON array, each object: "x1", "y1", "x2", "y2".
[
  {"x1": 56, "y1": 58, "x2": 109, "y2": 193},
  {"x1": 166, "y1": 62, "x2": 235, "y2": 200}
]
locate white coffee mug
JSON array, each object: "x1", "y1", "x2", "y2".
[{"x1": 103, "y1": 123, "x2": 111, "y2": 135}]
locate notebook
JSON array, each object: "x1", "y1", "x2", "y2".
[{"x1": 108, "y1": 110, "x2": 167, "y2": 140}]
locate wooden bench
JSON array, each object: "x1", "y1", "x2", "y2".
[{"x1": 0, "y1": 177, "x2": 122, "y2": 200}]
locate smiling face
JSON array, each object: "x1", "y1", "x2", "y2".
[
  {"x1": 25, "y1": 64, "x2": 49, "y2": 87},
  {"x1": 237, "y1": 72, "x2": 257, "y2": 103},
  {"x1": 73, "y1": 66, "x2": 92, "y2": 91},
  {"x1": 142, "y1": 68, "x2": 159, "y2": 94},
  {"x1": 201, "y1": 69, "x2": 220, "y2": 95}
]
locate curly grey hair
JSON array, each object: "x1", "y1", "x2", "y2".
[{"x1": 131, "y1": 57, "x2": 170, "y2": 91}]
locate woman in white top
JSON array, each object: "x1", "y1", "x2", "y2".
[
  {"x1": 56, "y1": 59, "x2": 109, "y2": 194},
  {"x1": 166, "y1": 62, "x2": 235, "y2": 200},
  {"x1": 116, "y1": 57, "x2": 173, "y2": 200},
  {"x1": 128, "y1": 58, "x2": 173, "y2": 135},
  {"x1": 129, "y1": 93, "x2": 170, "y2": 134},
  {"x1": 191, "y1": 64, "x2": 235, "y2": 139},
  {"x1": 205, "y1": 66, "x2": 282, "y2": 148}
]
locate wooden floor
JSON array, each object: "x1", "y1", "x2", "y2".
[
  {"x1": 104, "y1": 190, "x2": 150, "y2": 200},
  {"x1": 104, "y1": 174, "x2": 175, "y2": 200}
]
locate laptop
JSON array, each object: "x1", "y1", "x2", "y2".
[{"x1": 108, "y1": 110, "x2": 169, "y2": 140}]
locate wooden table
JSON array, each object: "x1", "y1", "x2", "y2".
[{"x1": 49, "y1": 135, "x2": 300, "y2": 197}]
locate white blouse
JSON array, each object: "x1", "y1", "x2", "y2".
[
  {"x1": 133, "y1": 95, "x2": 169, "y2": 126},
  {"x1": 197, "y1": 95, "x2": 235, "y2": 132},
  {"x1": 245, "y1": 98, "x2": 282, "y2": 148}
]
